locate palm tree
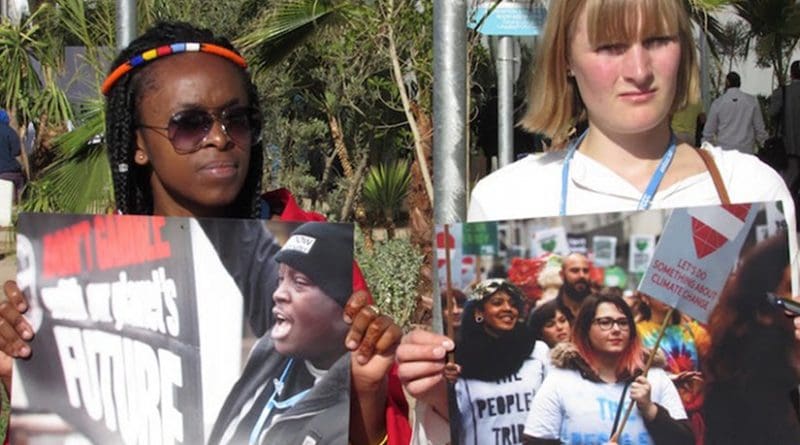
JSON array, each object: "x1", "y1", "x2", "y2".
[
  {"x1": 734, "y1": 0, "x2": 800, "y2": 86},
  {"x1": 0, "y1": 3, "x2": 73, "y2": 179}
]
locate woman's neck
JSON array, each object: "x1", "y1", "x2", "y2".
[
  {"x1": 579, "y1": 122, "x2": 673, "y2": 165},
  {"x1": 577, "y1": 122, "x2": 679, "y2": 193},
  {"x1": 594, "y1": 354, "x2": 620, "y2": 383}
]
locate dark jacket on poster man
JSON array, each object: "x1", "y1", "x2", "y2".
[{"x1": 207, "y1": 336, "x2": 350, "y2": 445}]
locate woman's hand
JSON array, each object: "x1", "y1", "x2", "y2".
[
  {"x1": 629, "y1": 375, "x2": 658, "y2": 421},
  {"x1": 443, "y1": 362, "x2": 461, "y2": 383},
  {"x1": 396, "y1": 328, "x2": 454, "y2": 419},
  {"x1": 0, "y1": 280, "x2": 33, "y2": 358},
  {"x1": 670, "y1": 370, "x2": 703, "y2": 392}
]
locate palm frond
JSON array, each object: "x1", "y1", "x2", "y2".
[
  {"x1": 22, "y1": 100, "x2": 111, "y2": 213},
  {"x1": 236, "y1": 0, "x2": 345, "y2": 71}
]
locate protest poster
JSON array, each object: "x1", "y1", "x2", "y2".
[
  {"x1": 628, "y1": 234, "x2": 656, "y2": 273},
  {"x1": 638, "y1": 204, "x2": 760, "y2": 323},
  {"x1": 462, "y1": 222, "x2": 498, "y2": 256},
  {"x1": 530, "y1": 227, "x2": 569, "y2": 257},
  {"x1": 435, "y1": 202, "x2": 789, "y2": 445},
  {"x1": 591, "y1": 236, "x2": 617, "y2": 267},
  {"x1": 567, "y1": 236, "x2": 588, "y2": 255},
  {"x1": 436, "y1": 225, "x2": 463, "y2": 291},
  {"x1": 12, "y1": 213, "x2": 352, "y2": 445}
]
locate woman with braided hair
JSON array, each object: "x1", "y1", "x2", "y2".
[{"x1": 1, "y1": 21, "x2": 409, "y2": 445}]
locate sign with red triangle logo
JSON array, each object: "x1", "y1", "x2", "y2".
[
  {"x1": 639, "y1": 203, "x2": 762, "y2": 324},
  {"x1": 688, "y1": 204, "x2": 751, "y2": 259}
]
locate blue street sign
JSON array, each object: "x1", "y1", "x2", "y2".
[{"x1": 468, "y1": 2, "x2": 546, "y2": 36}]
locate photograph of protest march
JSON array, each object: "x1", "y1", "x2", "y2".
[
  {"x1": 11, "y1": 213, "x2": 353, "y2": 445},
  {"x1": 436, "y1": 201, "x2": 794, "y2": 445}
]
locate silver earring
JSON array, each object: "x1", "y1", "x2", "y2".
[{"x1": 475, "y1": 315, "x2": 484, "y2": 323}]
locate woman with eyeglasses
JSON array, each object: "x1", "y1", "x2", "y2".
[
  {"x1": 522, "y1": 293, "x2": 692, "y2": 445},
  {"x1": 1, "y1": 21, "x2": 409, "y2": 445},
  {"x1": 703, "y1": 233, "x2": 800, "y2": 445},
  {"x1": 443, "y1": 279, "x2": 548, "y2": 445},
  {"x1": 399, "y1": 0, "x2": 796, "y2": 439}
]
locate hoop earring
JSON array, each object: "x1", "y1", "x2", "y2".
[{"x1": 475, "y1": 315, "x2": 484, "y2": 323}]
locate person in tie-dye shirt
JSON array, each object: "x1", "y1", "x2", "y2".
[{"x1": 637, "y1": 294, "x2": 709, "y2": 445}]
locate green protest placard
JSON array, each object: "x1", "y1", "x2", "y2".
[{"x1": 462, "y1": 222, "x2": 497, "y2": 256}]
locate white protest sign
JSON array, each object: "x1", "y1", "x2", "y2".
[
  {"x1": 461, "y1": 255, "x2": 477, "y2": 288},
  {"x1": 436, "y1": 224, "x2": 463, "y2": 290},
  {"x1": 531, "y1": 227, "x2": 569, "y2": 258},
  {"x1": 628, "y1": 234, "x2": 656, "y2": 273},
  {"x1": 638, "y1": 203, "x2": 760, "y2": 323},
  {"x1": 567, "y1": 236, "x2": 588, "y2": 254},
  {"x1": 592, "y1": 236, "x2": 618, "y2": 267}
]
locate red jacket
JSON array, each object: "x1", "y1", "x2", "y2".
[{"x1": 263, "y1": 189, "x2": 411, "y2": 445}]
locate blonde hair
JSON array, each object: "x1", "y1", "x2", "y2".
[{"x1": 519, "y1": 0, "x2": 699, "y2": 147}]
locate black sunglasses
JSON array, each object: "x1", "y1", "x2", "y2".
[{"x1": 138, "y1": 105, "x2": 262, "y2": 154}]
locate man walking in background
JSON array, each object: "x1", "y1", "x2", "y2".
[
  {"x1": 770, "y1": 61, "x2": 800, "y2": 186},
  {"x1": 0, "y1": 110, "x2": 24, "y2": 202},
  {"x1": 703, "y1": 72, "x2": 768, "y2": 154}
]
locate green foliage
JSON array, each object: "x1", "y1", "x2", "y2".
[
  {"x1": 236, "y1": 0, "x2": 342, "y2": 72},
  {"x1": 362, "y1": 160, "x2": 410, "y2": 223},
  {"x1": 734, "y1": 0, "x2": 800, "y2": 85},
  {"x1": 0, "y1": 380, "x2": 7, "y2": 444},
  {"x1": 355, "y1": 234, "x2": 423, "y2": 329},
  {"x1": 244, "y1": 1, "x2": 427, "y2": 219},
  {"x1": 21, "y1": 99, "x2": 112, "y2": 213}
]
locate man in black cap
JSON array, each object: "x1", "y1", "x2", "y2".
[{"x1": 209, "y1": 222, "x2": 355, "y2": 445}]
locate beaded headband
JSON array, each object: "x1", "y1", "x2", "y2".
[{"x1": 100, "y1": 42, "x2": 248, "y2": 95}]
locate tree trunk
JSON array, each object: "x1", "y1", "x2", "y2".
[
  {"x1": 314, "y1": 147, "x2": 337, "y2": 209},
  {"x1": 406, "y1": 101, "x2": 434, "y2": 326},
  {"x1": 326, "y1": 111, "x2": 354, "y2": 178},
  {"x1": 386, "y1": 20, "x2": 433, "y2": 206},
  {"x1": 340, "y1": 152, "x2": 369, "y2": 221}
]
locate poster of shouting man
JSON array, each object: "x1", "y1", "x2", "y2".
[{"x1": 12, "y1": 213, "x2": 353, "y2": 445}]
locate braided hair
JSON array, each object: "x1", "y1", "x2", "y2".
[{"x1": 104, "y1": 21, "x2": 263, "y2": 217}]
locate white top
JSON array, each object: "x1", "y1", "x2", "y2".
[
  {"x1": 703, "y1": 88, "x2": 768, "y2": 153},
  {"x1": 468, "y1": 144, "x2": 793, "y2": 222},
  {"x1": 523, "y1": 367, "x2": 686, "y2": 444},
  {"x1": 454, "y1": 341, "x2": 549, "y2": 445},
  {"x1": 467, "y1": 143, "x2": 798, "y2": 288}
]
